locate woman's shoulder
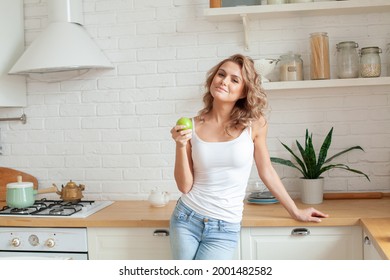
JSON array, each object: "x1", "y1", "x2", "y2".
[
  {"x1": 250, "y1": 117, "x2": 268, "y2": 139},
  {"x1": 250, "y1": 116, "x2": 267, "y2": 128}
]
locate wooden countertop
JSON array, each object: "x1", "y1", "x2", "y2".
[
  {"x1": 0, "y1": 198, "x2": 389, "y2": 258},
  {"x1": 1, "y1": 198, "x2": 390, "y2": 227}
]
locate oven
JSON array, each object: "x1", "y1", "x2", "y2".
[
  {"x1": 0, "y1": 227, "x2": 88, "y2": 259},
  {"x1": 0, "y1": 199, "x2": 113, "y2": 259}
]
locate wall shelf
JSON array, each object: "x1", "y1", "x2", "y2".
[
  {"x1": 204, "y1": 0, "x2": 390, "y2": 90},
  {"x1": 204, "y1": 0, "x2": 390, "y2": 50},
  {"x1": 262, "y1": 77, "x2": 390, "y2": 91},
  {"x1": 204, "y1": 0, "x2": 390, "y2": 21}
]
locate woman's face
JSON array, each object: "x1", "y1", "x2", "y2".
[{"x1": 210, "y1": 61, "x2": 245, "y2": 103}]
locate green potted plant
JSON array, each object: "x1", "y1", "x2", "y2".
[{"x1": 270, "y1": 127, "x2": 370, "y2": 204}]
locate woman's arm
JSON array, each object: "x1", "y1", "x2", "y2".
[
  {"x1": 171, "y1": 124, "x2": 194, "y2": 194},
  {"x1": 252, "y1": 120, "x2": 328, "y2": 222}
]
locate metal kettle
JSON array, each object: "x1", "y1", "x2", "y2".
[{"x1": 55, "y1": 180, "x2": 85, "y2": 202}]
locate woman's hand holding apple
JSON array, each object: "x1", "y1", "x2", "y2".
[{"x1": 171, "y1": 117, "x2": 193, "y2": 148}]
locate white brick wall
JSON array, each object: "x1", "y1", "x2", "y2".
[{"x1": 0, "y1": 0, "x2": 389, "y2": 201}]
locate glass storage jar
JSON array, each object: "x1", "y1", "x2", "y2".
[
  {"x1": 267, "y1": 0, "x2": 286, "y2": 4},
  {"x1": 279, "y1": 53, "x2": 303, "y2": 81},
  {"x1": 359, "y1": 46, "x2": 382, "y2": 78},
  {"x1": 310, "y1": 32, "x2": 330, "y2": 80},
  {"x1": 336, "y1": 41, "x2": 359, "y2": 79},
  {"x1": 386, "y1": 43, "x2": 390, "y2": 76},
  {"x1": 289, "y1": 0, "x2": 313, "y2": 3}
]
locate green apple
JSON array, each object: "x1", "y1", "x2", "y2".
[{"x1": 176, "y1": 117, "x2": 193, "y2": 130}]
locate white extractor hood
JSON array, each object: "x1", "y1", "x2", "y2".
[{"x1": 9, "y1": 0, "x2": 113, "y2": 75}]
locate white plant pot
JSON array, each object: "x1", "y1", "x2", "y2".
[{"x1": 300, "y1": 178, "x2": 324, "y2": 204}]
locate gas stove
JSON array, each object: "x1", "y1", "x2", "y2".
[{"x1": 0, "y1": 199, "x2": 113, "y2": 218}]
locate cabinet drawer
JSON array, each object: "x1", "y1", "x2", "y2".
[
  {"x1": 241, "y1": 226, "x2": 362, "y2": 260},
  {"x1": 88, "y1": 227, "x2": 171, "y2": 260}
]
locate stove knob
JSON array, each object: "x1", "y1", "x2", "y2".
[
  {"x1": 45, "y1": 238, "x2": 55, "y2": 248},
  {"x1": 11, "y1": 238, "x2": 21, "y2": 247}
]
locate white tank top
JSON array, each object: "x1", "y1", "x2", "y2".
[{"x1": 181, "y1": 119, "x2": 254, "y2": 223}]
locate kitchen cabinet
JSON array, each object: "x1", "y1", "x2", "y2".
[
  {"x1": 87, "y1": 227, "x2": 241, "y2": 260},
  {"x1": 87, "y1": 227, "x2": 172, "y2": 260},
  {"x1": 240, "y1": 226, "x2": 362, "y2": 260},
  {"x1": 0, "y1": 0, "x2": 26, "y2": 107},
  {"x1": 203, "y1": 0, "x2": 390, "y2": 91},
  {"x1": 363, "y1": 231, "x2": 384, "y2": 260}
]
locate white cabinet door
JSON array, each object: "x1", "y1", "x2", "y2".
[
  {"x1": 0, "y1": 0, "x2": 26, "y2": 107},
  {"x1": 363, "y1": 232, "x2": 383, "y2": 260},
  {"x1": 87, "y1": 227, "x2": 171, "y2": 260},
  {"x1": 241, "y1": 226, "x2": 362, "y2": 260}
]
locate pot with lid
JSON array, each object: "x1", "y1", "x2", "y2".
[
  {"x1": 55, "y1": 180, "x2": 85, "y2": 202},
  {"x1": 6, "y1": 176, "x2": 57, "y2": 208}
]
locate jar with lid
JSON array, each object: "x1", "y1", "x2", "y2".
[
  {"x1": 290, "y1": 0, "x2": 313, "y2": 3},
  {"x1": 359, "y1": 46, "x2": 382, "y2": 78},
  {"x1": 209, "y1": 0, "x2": 221, "y2": 8},
  {"x1": 310, "y1": 32, "x2": 330, "y2": 80},
  {"x1": 267, "y1": 0, "x2": 287, "y2": 4},
  {"x1": 336, "y1": 41, "x2": 359, "y2": 79},
  {"x1": 386, "y1": 43, "x2": 390, "y2": 76},
  {"x1": 279, "y1": 53, "x2": 303, "y2": 81}
]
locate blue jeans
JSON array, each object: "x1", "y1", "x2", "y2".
[{"x1": 169, "y1": 199, "x2": 241, "y2": 260}]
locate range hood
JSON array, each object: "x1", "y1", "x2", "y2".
[{"x1": 9, "y1": 0, "x2": 113, "y2": 75}]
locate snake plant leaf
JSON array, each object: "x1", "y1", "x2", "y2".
[
  {"x1": 305, "y1": 129, "x2": 309, "y2": 150},
  {"x1": 317, "y1": 127, "x2": 333, "y2": 173},
  {"x1": 279, "y1": 141, "x2": 308, "y2": 176},
  {"x1": 296, "y1": 140, "x2": 307, "y2": 174},
  {"x1": 306, "y1": 134, "x2": 317, "y2": 178},
  {"x1": 324, "y1": 146, "x2": 364, "y2": 164},
  {"x1": 270, "y1": 157, "x2": 305, "y2": 177},
  {"x1": 319, "y1": 164, "x2": 370, "y2": 181}
]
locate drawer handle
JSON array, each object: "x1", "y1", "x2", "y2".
[
  {"x1": 153, "y1": 229, "x2": 169, "y2": 237},
  {"x1": 291, "y1": 228, "x2": 310, "y2": 236},
  {"x1": 364, "y1": 236, "x2": 371, "y2": 245}
]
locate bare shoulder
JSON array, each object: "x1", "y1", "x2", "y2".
[{"x1": 251, "y1": 117, "x2": 268, "y2": 140}]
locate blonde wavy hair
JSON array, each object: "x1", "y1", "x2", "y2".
[{"x1": 198, "y1": 54, "x2": 268, "y2": 134}]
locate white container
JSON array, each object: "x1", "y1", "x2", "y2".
[
  {"x1": 148, "y1": 188, "x2": 170, "y2": 207},
  {"x1": 254, "y1": 58, "x2": 279, "y2": 82}
]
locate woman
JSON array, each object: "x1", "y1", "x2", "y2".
[{"x1": 169, "y1": 54, "x2": 328, "y2": 260}]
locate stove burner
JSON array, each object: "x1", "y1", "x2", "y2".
[
  {"x1": 49, "y1": 207, "x2": 64, "y2": 215},
  {"x1": 10, "y1": 208, "x2": 30, "y2": 214},
  {"x1": 35, "y1": 202, "x2": 48, "y2": 208}
]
